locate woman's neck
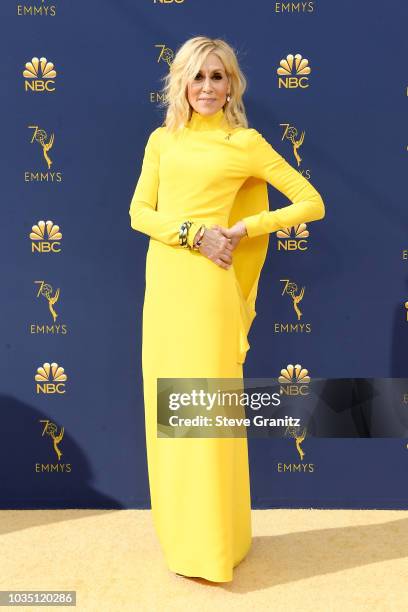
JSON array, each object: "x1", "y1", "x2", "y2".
[{"x1": 187, "y1": 107, "x2": 227, "y2": 131}]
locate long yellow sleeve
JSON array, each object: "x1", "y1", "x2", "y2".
[
  {"x1": 241, "y1": 129, "x2": 325, "y2": 238},
  {"x1": 129, "y1": 128, "x2": 200, "y2": 247}
]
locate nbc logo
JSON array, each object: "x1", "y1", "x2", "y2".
[
  {"x1": 276, "y1": 223, "x2": 309, "y2": 251},
  {"x1": 277, "y1": 54, "x2": 311, "y2": 89},
  {"x1": 35, "y1": 362, "x2": 67, "y2": 394},
  {"x1": 278, "y1": 363, "x2": 310, "y2": 396},
  {"x1": 23, "y1": 57, "x2": 56, "y2": 92},
  {"x1": 30, "y1": 220, "x2": 62, "y2": 253}
]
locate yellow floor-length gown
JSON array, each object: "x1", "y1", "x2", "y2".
[{"x1": 129, "y1": 107, "x2": 325, "y2": 582}]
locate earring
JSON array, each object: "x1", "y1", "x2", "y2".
[{"x1": 226, "y1": 94, "x2": 231, "y2": 102}]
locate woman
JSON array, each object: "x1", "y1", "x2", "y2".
[{"x1": 129, "y1": 36, "x2": 325, "y2": 583}]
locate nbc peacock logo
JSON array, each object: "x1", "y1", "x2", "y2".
[
  {"x1": 277, "y1": 54, "x2": 311, "y2": 89},
  {"x1": 278, "y1": 363, "x2": 311, "y2": 396},
  {"x1": 276, "y1": 223, "x2": 309, "y2": 252},
  {"x1": 23, "y1": 56, "x2": 57, "y2": 92},
  {"x1": 35, "y1": 362, "x2": 67, "y2": 394},
  {"x1": 30, "y1": 220, "x2": 62, "y2": 253}
]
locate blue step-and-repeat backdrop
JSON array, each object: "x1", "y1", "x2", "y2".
[{"x1": 1, "y1": 0, "x2": 407, "y2": 509}]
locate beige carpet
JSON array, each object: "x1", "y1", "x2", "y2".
[{"x1": 1, "y1": 509, "x2": 408, "y2": 611}]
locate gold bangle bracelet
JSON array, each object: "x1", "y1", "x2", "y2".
[
  {"x1": 192, "y1": 224, "x2": 206, "y2": 250},
  {"x1": 179, "y1": 220, "x2": 193, "y2": 248}
]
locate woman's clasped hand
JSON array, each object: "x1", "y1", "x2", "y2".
[{"x1": 194, "y1": 221, "x2": 247, "y2": 270}]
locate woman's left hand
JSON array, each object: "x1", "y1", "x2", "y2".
[{"x1": 211, "y1": 221, "x2": 247, "y2": 251}]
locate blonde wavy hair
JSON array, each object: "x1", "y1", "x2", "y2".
[{"x1": 158, "y1": 36, "x2": 249, "y2": 132}]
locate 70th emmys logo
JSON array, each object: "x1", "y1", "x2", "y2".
[
  {"x1": 28, "y1": 125, "x2": 54, "y2": 168},
  {"x1": 35, "y1": 362, "x2": 67, "y2": 394},
  {"x1": 155, "y1": 44, "x2": 174, "y2": 67},
  {"x1": 23, "y1": 56, "x2": 56, "y2": 92},
  {"x1": 280, "y1": 279, "x2": 305, "y2": 321},
  {"x1": 30, "y1": 220, "x2": 62, "y2": 253},
  {"x1": 280, "y1": 123, "x2": 304, "y2": 167},
  {"x1": 36, "y1": 420, "x2": 72, "y2": 472},
  {"x1": 31, "y1": 279, "x2": 68, "y2": 335},
  {"x1": 151, "y1": 44, "x2": 174, "y2": 103},
  {"x1": 39, "y1": 420, "x2": 64, "y2": 461},
  {"x1": 277, "y1": 54, "x2": 311, "y2": 89},
  {"x1": 29, "y1": 280, "x2": 68, "y2": 336},
  {"x1": 277, "y1": 425, "x2": 314, "y2": 472},
  {"x1": 280, "y1": 123, "x2": 311, "y2": 179},
  {"x1": 34, "y1": 280, "x2": 60, "y2": 322},
  {"x1": 273, "y1": 278, "x2": 312, "y2": 334},
  {"x1": 26, "y1": 125, "x2": 62, "y2": 182},
  {"x1": 284, "y1": 425, "x2": 308, "y2": 461},
  {"x1": 274, "y1": 279, "x2": 312, "y2": 334}
]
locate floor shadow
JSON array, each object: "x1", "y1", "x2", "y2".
[
  {"x1": 0, "y1": 508, "x2": 121, "y2": 538},
  {"x1": 224, "y1": 515, "x2": 408, "y2": 593},
  {"x1": 0, "y1": 393, "x2": 124, "y2": 519}
]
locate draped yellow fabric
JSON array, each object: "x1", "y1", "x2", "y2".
[
  {"x1": 129, "y1": 107, "x2": 325, "y2": 581},
  {"x1": 130, "y1": 107, "x2": 324, "y2": 366}
]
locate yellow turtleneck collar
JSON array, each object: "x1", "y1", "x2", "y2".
[{"x1": 187, "y1": 107, "x2": 227, "y2": 131}]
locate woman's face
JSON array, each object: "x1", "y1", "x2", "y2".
[{"x1": 186, "y1": 52, "x2": 230, "y2": 116}]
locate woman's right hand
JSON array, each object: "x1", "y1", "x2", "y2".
[{"x1": 194, "y1": 226, "x2": 233, "y2": 270}]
